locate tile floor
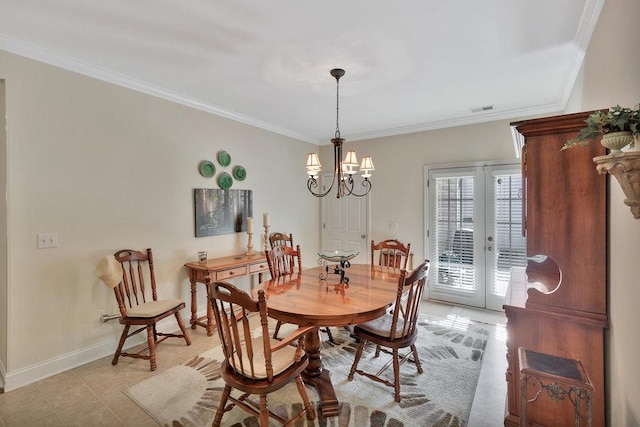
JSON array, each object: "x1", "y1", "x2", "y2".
[{"x1": 0, "y1": 301, "x2": 507, "y2": 426}]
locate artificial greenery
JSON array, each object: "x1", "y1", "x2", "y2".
[{"x1": 561, "y1": 104, "x2": 640, "y2": 150}]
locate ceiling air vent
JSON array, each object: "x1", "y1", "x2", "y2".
[{"x1": 470, "y1": 105, "x2": 494, "y2": 113}]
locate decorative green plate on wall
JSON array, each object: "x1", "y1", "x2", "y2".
[
  {"x1": 198, "y1": 160, "x2": 215, "y2": 178},
  {"x1": 217, "y1": 150, "x2": 231, "y2": 167},
  {"x1": 233, "y1": 165, "x2": 246, "y2": 181},
  {"x1": 218, "y1": 172, "x2": 233, "y2": 190}
]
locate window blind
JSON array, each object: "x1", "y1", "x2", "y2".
[
  {"x1": 491, "y1": 174, "x2": 526, "y2": 296},
  {"x1": 432, "y1": 176, "x2": 476, "y2": 292}
]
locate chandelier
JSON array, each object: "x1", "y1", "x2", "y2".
[{"x1": 306, "y1": 68, "x2": 374, "y2": 198}]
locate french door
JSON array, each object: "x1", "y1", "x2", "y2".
[{"x1": 426, "y1": 163, "x2": 526, "y2": 311}]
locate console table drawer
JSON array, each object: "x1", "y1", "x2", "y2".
[
  {"x1": 250, "y1": 262, "x2": 269, "y2": 274},
  {"x1": 216, "y1": 267, "x2": 248, "y2": 280}
]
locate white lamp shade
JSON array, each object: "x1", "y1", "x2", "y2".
[
  {"x1": 343, "y1": 150, "x2": 358, "y2": 167},
  {"x1": 360, "y1": 156, "x2": 375, "y2": 171},
  {"x1": 306, "y1": 153, "x2": 321, "y2": 170}
]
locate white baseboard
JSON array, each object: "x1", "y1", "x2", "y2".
[{"x1": 1, "y1": 313, "x2": 191, "y2": 392}]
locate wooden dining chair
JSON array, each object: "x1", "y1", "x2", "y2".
[
  {"x1": 205, "y1": 278, "x2": 316, "y2": 427},
  {"x1": 266, "y1": 244, "x2": 302, "y2": 278},
  {"x1": 371, "y1": 239, "x2": 412, "y2": 272},
  {"x1": 268, "y1": 232, "x2": 294, "y2": 251},
  {"x1": 101, "y1": 248, "x2": 192, "y2": 371},
  {"x1": 348, "y1": 260, "x2": 430, "y2": 402}
]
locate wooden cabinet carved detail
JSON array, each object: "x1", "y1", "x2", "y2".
[{"x1": 504, "y1": 112, "x2": 608, "y2": 426}]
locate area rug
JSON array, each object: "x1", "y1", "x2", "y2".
[{"x1": 125, "y1": 314, "x2": 492, "y2": 427}]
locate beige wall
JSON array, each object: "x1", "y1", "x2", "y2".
[
  {"x1": 580, "y1": 0, "x2": 640, "y2": 425},
  {"x1": 0, "y1": 51, "x2": 321, "y2": 388}
]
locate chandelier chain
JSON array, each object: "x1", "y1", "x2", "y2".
[{"x1": 335, "y1": 75, "x2": 341, "y2": 139}]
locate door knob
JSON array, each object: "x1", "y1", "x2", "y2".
[{"x1": 361, "y1": 234, "x2": 366, "y2": 239}]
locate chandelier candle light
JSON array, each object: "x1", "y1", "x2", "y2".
[{"x1": 306, "y1": 68, "x2": 374, "y2": 198}]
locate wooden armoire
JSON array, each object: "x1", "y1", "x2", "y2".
[{"x1": 503, "y1": 112, "x2": 608, "y2": 426}]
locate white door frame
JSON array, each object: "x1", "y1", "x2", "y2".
[{"x1": 424, "y1": 160, "x2": 521, "y2": 309}]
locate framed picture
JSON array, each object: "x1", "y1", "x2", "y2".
[{"x1": 194, "y1": 189, "x2": 253, "y2": 237}]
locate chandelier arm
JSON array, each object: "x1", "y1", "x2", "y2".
[
  {"x1": 307, "y1": 139, "x2": 342, "y2": 198},
  {"x1": 343, "y1": 175, "x2": 372, "y2": 198},
  {"x1": 341, "y1": 173, "x2": 355, "y2": 196},
  {"x1": 307, "y1": 176, "x2": 335, "y2": 198}
]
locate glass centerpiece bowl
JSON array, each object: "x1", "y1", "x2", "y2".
[
  {"x1": 318, "y1": 250, "x2": 359, "y2": 284},
  {"x1": 318, "y1": 249, "x2": 359, "y2": 263}
]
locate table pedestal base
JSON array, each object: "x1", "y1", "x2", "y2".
[
  {"x1": 303, "y1": 327, "x2": 340, "y2": 417},
  {"x1": 302, "y1": 369, "x2": 339, "y2": 417}
]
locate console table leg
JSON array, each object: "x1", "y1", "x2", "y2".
[{"x1": 189, "y1": 279, "x2": 197, "y2": 330}]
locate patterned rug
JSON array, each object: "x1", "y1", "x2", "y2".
[{"x1": 125, "y1": 314, "x2": 492, "y2": 427}]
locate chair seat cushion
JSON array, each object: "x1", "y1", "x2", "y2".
[
  {"x1": 127, "y1": 299, "x2": 184, "y2": 318},
  {"x1": 231, "y1": 336, "x2": 298, "y2": 379},
  {"x1": 357, "y1": 313, "x2": 406, "y2": 338}
]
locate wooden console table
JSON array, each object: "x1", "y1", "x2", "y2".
[{"x1": 184, "y1": 253, "x2": 269, "y2": 336}]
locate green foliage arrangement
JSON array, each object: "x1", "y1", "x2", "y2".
[{"x1": 561, "y1": 104, "x2": 640, "y2": 150}]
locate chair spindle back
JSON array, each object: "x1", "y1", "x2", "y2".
[
  {"x1": 390, "y1": 261, "x2": 430, "y2": 341},
  {"x1": 266, "y1": 244, "x2": 302, "y2": 278},
  {"x1": 371, "y1": 239, "x2": 411, "y2": 272},
  {"x1": 113, "y1": 248, "x2": 158, "y2": 316}
]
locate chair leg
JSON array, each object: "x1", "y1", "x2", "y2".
[
  {"x1": 322, "y1": 327, "x2": 334, "y2": 343},
  {"x1": 175, "y1": 312, "x2": 192, "y2": 345},
  {"x1": 348, "y1": 339, "x2": 367, "y2": 380},
  {"x1": 112, "y1": 324, "x2": 130, "y2": 366},
  {"x1": 273, "y1": 321, "x2": 283, "y2": 339},
  {"x1": 294, "y1": 375, "x2": 316, "y2": 420},
  {"x1": 259, "y1": 395, "x2": 269, "y2": 427},
  {"x1": 212, "y1": 385, "x2": 232, "y2": 427},
  {"x1": 393, "y1": 349, "x2": 401, "y2": 403},
  {"x1": 375, "y1": 344, "x2": 381, "y2": 357},
  {"x1": 411, "y1": 344, "x2": 423, "y2": 374},
  {"x1": 146, "y1": 325, "x2": 157, "y2": 371}
]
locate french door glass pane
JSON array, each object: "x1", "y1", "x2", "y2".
[
  {"x1": 491, "y1": 174, "x2": 526, "y2": 297},
  {"x1": 434, "y1": 176, "x2": 476, "y2": 291}
]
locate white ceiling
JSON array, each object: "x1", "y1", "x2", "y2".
[{"x1": 0, "y1": 0, "x2": 603, "y2": 145}]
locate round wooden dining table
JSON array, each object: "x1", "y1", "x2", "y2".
[{"x1": 252, "y1": 263, "x2": 400, "y2": 417}]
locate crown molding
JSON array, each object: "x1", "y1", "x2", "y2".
[{"x1": 0, "y1": 34, "x2": 316, "y2": 144}]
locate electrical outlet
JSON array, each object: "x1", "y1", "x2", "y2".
[
  {"x1": 389, "y1": 221, "x2": 398, "y2": 231},
  {"x1": 37, "y1": 232, "x2": 59, "y2": 249}
]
